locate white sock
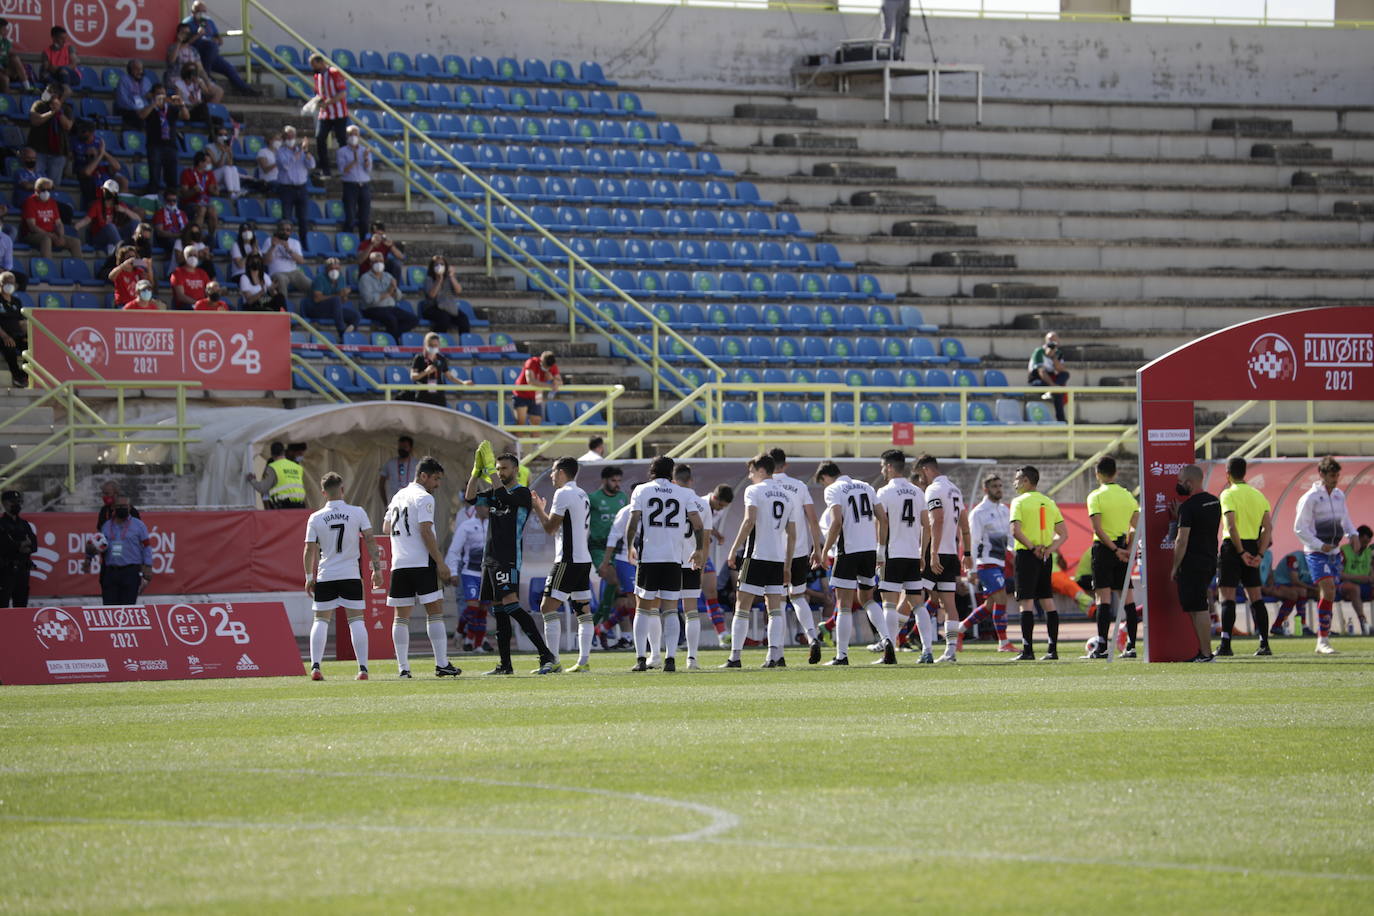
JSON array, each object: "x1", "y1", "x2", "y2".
[
  {"x1": 884, "y1": 603, "x2": 901, "y2": 645},
  {"x1": 632, "y1": 610, "x2": 650, "y2": 658},
  {"x1": 791, "y1": 598, "x2": 817, "y2": 639},
  {"x1": 393, "y1": 621, "x2": 410, "y2": 673},
  {"x1": 662, "y1": 611, "x2": 680, "y2": 660},
  {"x1": 944, "y1": 618, "x2": 959, "y2": 655},
  {"x1": 349, "y1": 617, "x2": 369, "y2": 670},
  {"x1": 686, "y1": 612, "x2": 702, "y2": 658},
  {"x1": 577, "y1": 617, "x2": 593, "y2": 665},
  {"x1": 766, "y1": 612, "x2": 785, "y2": 660},
  {"x1": 646, "y1": 611, "x2": 663, "y2": 662},
  {"x1": 543, "y1": 612, "x2": 561, "y2": 662},
  {"x1": 916, "y1": 606, "x2": 936, "y2": 654},
  {"x1": 867, "y1": 600, "x2": 892, "y2": 643},
  {"x1": 836, "y1": 610, "x2": 853, "y2": 659},
  {"x1": 427, "y1": 617, "x2": 448, "y2": 667},
  {"x1": 730, "y1": 612, "x2": 750, "y2": 661},
  {"x1": 309, "y1": 618, "x2": 327, "y2": 667}
]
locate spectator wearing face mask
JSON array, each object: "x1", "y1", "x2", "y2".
[
  {"x1": 180, "y1": 1, "x2": 257, "y2": 96},
  {"x1": 22, "y1": 177, "x2": 81, "y2": 260},
  {"x1": 109, "y1": 244, "x2": 153, "y2": 305},
  {"x1": 178, "y1": 150, "x2": 219, "y2": 235},
  {"x1": 74, "y1": 179, "x2": 140, "y2": 255},
  {"x1": 178, "y1": 225, "x2": 215, "y2": 281},
  {"x1": 27, "y1": 82, "x2": 73, "y2": 184},
  {"x1": 305, "y1": 256, "x2": 361, "y2": 337},
  {"x1": 265, "y1": 220, "x2": 310, "y2": 298},
  {"x1": 11, "y1": 147, "x2": 43, "y2": 210},
  {"x1": 419, "y1": 254, "x2": 468, "y2": 334},
  {"x1": 152, "y1": 188, "x2": 190, "y2": 253},
  {"x1": 358, "y1": 250, "x2": 416, "y2": 339},
  {"x1": 336, "y1": 124, "x2": 371, "y2": 235},
  {"x1": 170, "y1": 58, "x2": 222, "y2": 123},
  {"x1": 0, "y1": 272, "x2": 28, "y2": 389},
  {"x1": 239, "y1": 253, "x2": 285, "y2": 312},
  {"x1": 114, "y1": 60, "x2": 154, "y2": 128},
  {"x1": 140, "y1": 84, "x2": 189, "y2": 195},
  {"x1": 71, "y1": 120, "x2": 127, "y2": 210},
  {"x1": 207, "y1": 126, "x2": 243, "y2": 199},
  {"x1": 193, "y1": 279, "x2": 231, "y2": 311},
  {"x1": 256, "y1": 131, "x2": 281, "y2": 193},
  {"x1": 169, "y1": 248, "x2": 211, "y2": 310},
  {"x1": 96, "y1": 494, "x2": 154, "y2": 604},
  {"x1": 357, "y1": 220, "x2": 404, "y2": 282},
  {"x1": 230, "y1": 221, "x2": 261, "y2": 282},
  {"x1": 408, "y1": 331, "x2": 472, "y2": 408},
  {"x1": 274, "y1": 125, "x2": 313, "y2": 241},
  {"x1": 122, "y1": 278, "x2": 166, "y2": 310}
]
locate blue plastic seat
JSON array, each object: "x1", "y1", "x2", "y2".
[
  {"x1": 913, "y1": 401, "x2": 942, "y2": 425},
  {"x1": 888, "y1": 402, "x2": 915, "y2": 424},
  {"x1": 967, "y1": 401, "x2": 997, "y2": 425},
  {"x1": 910, "y1": 337, "x2": 952, "y2": 365},
  {"x1": 1026, "y1": 401, "x2": 1059, "y2": 424},
  {"x1": 926, "y1": 369, "x2": 952, "y2": 388},
  {"x1": 941, "y1": 337, "x2": 981, "y2": 365},
  {"x1": 843, "y1": 368, "x2": 869, "y2": 387},
  {"x1": 940, "y1": 402, "x2": 963, "y2": 425},
  {"x1": 580, "y1": 61, "x2": 615, "y2": 87},
  {"x1": 995, "y1": 399, "x2": 1022, "y2": 424},
  {"x1": 984, "y1": 369, "x2": 1010, "y2": 388},
  {"x1": 953, "y1": 368, "x2": 978, "y2": 388}
]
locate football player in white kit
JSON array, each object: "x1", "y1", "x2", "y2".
[
  {"x1": 960, "y1": 475, "x2": 1016, "y2": 652},
  {"x1": 383, "y1": 456, "x2": 461, "y2": 678},
  {"x1": 672, "y1": 465, "x2": 733, "y2": 670},
  {"x1": 817, "y1": 461, "x2": 895, "y2": 665},
  {"x1": 303, "y1": 472, "x2": 383, "y2": 680},
  {"x1": 531, "y1": 457, "x2": 593, "y2": 673},
  {"x1": 724, "y1": 453, "x2": 797, "y2": 668},
  {"x1": 626, "y1": 456, "x2": 704, "y2": 672},
  {"x1": 873, "y1": 450, "x2": 923, "y2": 666},
  {"x1": 915, "y1": 454, "x2": 970, "y2": 663},
  {"x1": 768, "y1": 448, "x2": 825, "y2": 665}
]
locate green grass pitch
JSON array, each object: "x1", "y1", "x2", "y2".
[{"x1": 3, "y1": 639, "x2": 1372, "y2": 914}]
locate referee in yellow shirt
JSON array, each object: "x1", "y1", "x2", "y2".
[
  {"x1": 1218, "y1": 457, "x2": 1274, "y2": 656},
  {"x1": 1009, "y1": 466, "x2": 1068, "y2": 660},
  {"x1": 1085, "y1": 456, "x2": 1139, "y2": 659}
]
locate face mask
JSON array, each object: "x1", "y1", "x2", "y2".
[
  {"x1": 102, "y1": 494, "x2": 115, "y2": 506},
  {"x1": 186, "y1": 256, "x2": 199, "y2": 269},
  {"x1": 371, "y1": 262, "x2": 384, "y2": 273},
  {"x1": 425, "y1": 346, "x2": 438, "y2": 357},
  {"x1": 434, "y1": 264, "x2": 446, "y2": 275},
  {"x1": 138, "y1": 289, "x2": 153, "y2": 302},
  {"x1": 346, "y1": 135, "x2": 359, "y2": 147},
  {"x1": 2, "y1": 285, "x2": 14, "y2": 296},
  {"x1": 269, "y1": 140, "x2": 281, "y2": 151},
  {"x1": 198, "y1": 162, "x2": 211, "y2": 172},
  {"x1": 115, "y1": 506, "x2": 130, "y2": 519},
  {"x1": 36, "y1": 190, "x2": 50, "y2": 202},
  {"x1": 398, "y1": 448, "x2": 410, "y2": 458},
  {"x1": 208, "y1": 290, "x2": 220, "y2": 300},
  {"x1": 327, "y1": 269, "x2": 340, "y2": 281},
  {"x1": 276, "y1": 230, "x2": 290, "y2": 240},
  {"x1": 218, "y1": 134, "x2": 229, "y2": 144},
  {"x1": 40, "y1": 90, "x2": 51, "y2": 102},
  {"x1": 286, "y1": 137, "x2": 298, "y2": 148},
  {"x1": 241, "y1": 230, "x2": 253, "y2": 242},
  {"x1": 1175, "y1": 483, "x2": 1190, "y2": 497},
  {"x1": 164, "y1": 201, "x2": 177, "y2": 210}
]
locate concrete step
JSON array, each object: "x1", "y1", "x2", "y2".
[
  {"x1": 1292, "y1": 170, "x2": 1374, "y2": 189},
  {"x1": 930, "y1": 251, "x2": 1017, "y2": 269},
  {"x1": 811, "y1": 161, "x2": 899, "y2": 179},
  {"x1": 1251, "y1": 143, "x2": 1332, "y2": 161},
  {"x1": 872, "y1": 267, "x2": 1374, "y2": 300},
  {"x1": 734, "y1": 103, "x2": 817, "y2": 121},
  {"x1": 773, "y1": 132, "x2": 859, "y2": 151},
  {"x1": 892, "y1": 220, "x2": 978, "y2": 238}
]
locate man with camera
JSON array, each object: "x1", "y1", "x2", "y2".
[{"x1": 1027, "y1": 331, "x2": 1070, "y2": 422}]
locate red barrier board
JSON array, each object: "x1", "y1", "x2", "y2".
[
  {"x1": 27, "y1": 509, "x2": 306, "y2": 598},
  {"x1": 29, "y1": 309, "x2": 291, "y2": 390},
  {"x1": 8, "y1": 1, "x2": 180, "y2": 64},
  {"x1": 0, "y1": 601, "x2": 303, "y2": 685},
  {"x1": 335, "y1": 538, "x2": 394, "y2": 661}
]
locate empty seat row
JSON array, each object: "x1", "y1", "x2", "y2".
[
  {"x1": 619, "y1": 334, "x2": 973, "y2": 366},
  {"x1": 352, "y1": 110, "x2": 692, "y2": 147},
  {"x1": 666, "y1": 366, "x2": 1004, "y2": 388},
  {"x1": 598, "y1": 301, "x2": 894, "y2": 333},
  {"x1": 539, "y1": 267, "x2": 889, "y2": 301},
  {"x1": 268, "y1": 47, "x2": 615, "y2": 87},
  {"x1": 700, "y1": 399, "x2": 1057, "y2": 426},
  {"x1": 460, "y1": 174, "x2": 753, "y2": 209},
  {"x1": 514, "y1": 236, "x2": 849, "y2": 271},
  {"x1": 481, "y1": 206, "x2": 804, "y2": 240},
  {"x1": 427, "y1": 145, "x2": 729, "y2": 178},
  {"x1": 374, "y1": 83, "x2": 651, "y2": 118}
]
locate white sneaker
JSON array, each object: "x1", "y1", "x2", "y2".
[
  {"x1": 934, "y1": 650, "x2": 957, "y2": 664},
  {"x1": 1315, "y1": 638, "x2": 1338, "y2": 655},
  {"x1": 866, "y1": 640, "x2": 884, "y2": 653},
  {"x1": 686, "y1": 657, "x2": 700, "y2": 670}
]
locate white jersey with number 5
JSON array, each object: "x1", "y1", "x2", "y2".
[
  {"x1": 630, "y1": 478, "x2": 696, "y2": 564},
  {"x1": 924, "y1": 474, "x2": 964, "y2": 556},
  {"x1": 770, "y1": 472, "x2": 814, "y2": 558},
  {"x1": 683, "y1": 493, "x2": 712, "y2": 567},
  {"x1": 969, "y1": 497, "x2": 1011, "y2": 568},
  {"x1": 743, "y1": 481, "x2": 795, "y2": 563},
  {"x1": 876, "y1": 479, "x2": 924, "y2": 560},
  {"x1": 386, "y1": 481, "x2": 436, "y2": 570},
  {"x1": 823, "y1": 475, "x2": 878, "y2": 555},
  {"x1": 551, "y1": 482, "x2": 592, "y2": 564},
  {"x1": 305, "y1": 500, "x2": 371, "y2": 582}
]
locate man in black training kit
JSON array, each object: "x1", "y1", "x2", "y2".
[
  {"x1": 1171, "y1": 464, "x2": 1222, "y2": 662},
  {"x1": 465, "y1": 449, "x2": 558, "y2": 676}
]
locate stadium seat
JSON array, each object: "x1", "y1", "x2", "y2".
[
  {"x1": 888, "y1": 401, "x2": 915, "y2": 424},
  {"x1": 941, "y1": 337, "x2": 980, "y2": 365},
  {"x1": 910, "y1": 338, "x2": 952, "y2": 365},
  {"x1": 1026, "y1": 401, "x2": 1060, "y2": 424},
  {"x1": 995, "y1": 399, "x2": 1023, "y2": 424},
  {"x1": 913, "y1": 401, "x2": 941, "y2": 424},
  {"x1": 953, "y1": 369, "x2": 978, "y2": 388},
  {"x1": 543, "y1": 400, "x2": 573, "y2": 425},
  {"x1": 967, "y1": 401, "x2": 996, "y2": 424},
  {"x1": 926, "y1": 369, "x2": 952, "y2": 388}
]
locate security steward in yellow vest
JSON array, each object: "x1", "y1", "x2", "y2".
[{"x1": 245, "y1": 441, "x2": 308, "y2": 509}]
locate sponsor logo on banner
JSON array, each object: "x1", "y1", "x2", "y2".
[
  {"x1": 1147, "y1": 428, "x2": 1191, "y2": 443},
  {"x1": 46, "y1": 658, "x2": 110, "y2": 674},
  {"x1": 165, "y1": 604, "x2": 209, "y2": 646},
  {"x1": 65, "y1": 326, "x2": 109, "y2": 372},
  {"x1": 8, "y1": 0, "x2": 168, "y2": 54},
  {"x1": 33, "y1": 607, "x2": 83, "y2": 647},
  {"x1": 235, "y1": 654, "x2": 260, "y2": 671},
  {"x1": 1246, "y1": 333, "x2": 1299, "y2": 388},
  {"x1": 114, "y1": 326, "x2": 176, "y2": 358},
  {"x1": 1303, "y1": 333, "x2": 1374, "y2": 368},
  {"x1": 1149, "y1": 460, "x2": 1189, "y2": 477}
]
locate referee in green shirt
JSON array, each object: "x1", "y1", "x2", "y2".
[
  {"x1": 1085, "y1": 456, "x2": 1139, "y2": 658},
  {"x1": 1009, "y1": 466, "x2": 1067, "y2": 661},
  {"x1": 1217, "y1": 457, "x2": 1274, "y2": 656}
]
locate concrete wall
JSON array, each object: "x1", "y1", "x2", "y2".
[{"x1": 255, "y1": 0, "x2": 1371, "y2": 105}]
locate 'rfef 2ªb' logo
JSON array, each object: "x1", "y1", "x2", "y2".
[{"x1": 1246, "y1": 333, "x2": 1298, "y2": 389}]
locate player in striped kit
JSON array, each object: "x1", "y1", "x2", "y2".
[
  {"x1": 531, "y1": 457, "x2": 592, "y2": 673},
  {"x1": 723, "y1": 453, "x2": 797, "y2": 668},
  {"x1": 768, "y1": 449, "x2": 826, "y2": 665},
  {"x1": 303, "y1": 472, "x2": 383, "y2": 680},
  {"x1": 1293, "y1": 456, "x2": 1358, "y2": 655},
  {"x1": 873, "y1": 450, "x2": 921, "y2": 666},
  {"x1": 817, "y1": 461, "x2": 894, "y2": 665},
  {"x1": 959, "y1": 475, "x2": 1016, "y2": 653},
  {"x1": 626, "y1": 456, "x2": 704, "y2": 672}
]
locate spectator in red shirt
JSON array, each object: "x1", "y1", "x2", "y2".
[
  {"x1": 169, "y1": 248, "x2": 210, "y2": 310},
  {"x1": 152, "y1": 190, "x2": 190, "y2": 254},
  {"x1": 357, "y1": 220, "x2": 404, "y2": 282},
  {"x1": 193, "y1": 280, "x2": 230, "y2": 311},
  {"x1": 74, "y1": 178, "x2": 141, "y2": 256},
  {"x1": 122, "y1": 278, "x2": 166, "y2": 310},
  {"x1": 513, "y1": 350, "x2": 561, "y2": 426},
  {"x1": 22, "y1": 177, "x2": 81, "y2": 260},
  {"x1": 307, "y1": 52, "x2": 349, "y2": 177},
  {"x1": 108, "y1": 245, "x2": 153, "y2": 305},
  {"x1": 178, "y1": 150, "x2": 219, "y2": 235}
]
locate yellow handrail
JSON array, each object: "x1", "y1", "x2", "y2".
[{"x1": 238, "y1": 0, "x2": 721, "y2": 412}]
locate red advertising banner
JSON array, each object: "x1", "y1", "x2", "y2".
[
  {"x1": 335, "y1": 538, "x2": 394, "y2": 661},
  {"x1": 8, "y1": 0, "x2": 181, "y2": 61},
  {"x1": 27, "y1": 509, "x2": 307, "y2": 598},
  {"x1": 1136, "y1": 399, "x2": 1198, "y2": 663},
  {"x1": 28, "y1": 309, "x2": 291, "y2": 390},
  {"x1": 0, "y1": 601, "x2": 303, "y2": 685}
]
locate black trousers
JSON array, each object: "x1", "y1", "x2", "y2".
[
  {"x1": 101, "y1": 564, "x2": 142, "y2": 605},
  {"x1": 316, "y1": 117, "x2": 348, "y2": 175},
  {"x1": 147, "y1": 144, "x2": 179, "y2": 195},
  {"x1": 0, "y1": 563, "x2": 29, "y2": 607}
]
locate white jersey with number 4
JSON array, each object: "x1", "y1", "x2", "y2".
[
  {"x1": 551, "y1": 482, "x2": 592, "y2": 564},
  {"x1": 305, "y1": 500, "x2": 371, "y2": 582},
  {"x1": 876, "y1": 479, "x2": 924, "y2": 560},
  {"x1": 630, "y1": 478, "x2": 697, "y2": 564},
  {"x1": 683, "y1": 493, "x2": 712, "y2": 567},
  {"x1": 771, "y1": 472, "x2": 814, "y2": 558},
  {"x1": 924, "y1": 474, "x2": 965, "y2": 556},
  {"x1": 743, "y1": 480, "x2": 795, "y2": 563},
  {"x1": 386, "y1": 481, "x2": 436, "y2": 570},
  {"x1": 824, "y1": 475, "x2": 878, "y2": 555},
  {"x1": 969, "y1": 498, "x2": 1011, "y2": 567}
]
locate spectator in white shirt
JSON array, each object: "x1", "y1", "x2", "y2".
[
  {"x1": 578, "y1": 436, "x2": 606, "y2": 464},
  {"x1": 358, "y1": 250, "x2": 416, "y2": 339},
  {"x1": 264, "y1": 218, "x2": 310, "y2": 297}
]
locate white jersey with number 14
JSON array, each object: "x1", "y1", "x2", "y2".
[{"x1": 824, "y1": 475, "x2": 878, "y2": 555}]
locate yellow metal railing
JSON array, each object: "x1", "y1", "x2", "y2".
[{"x1": 238, "y1": 0, "x2": 720, "y2": 412}]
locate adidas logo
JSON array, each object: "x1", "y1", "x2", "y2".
[{"x1": 235, "y1": 653, "x2": 259, "y2": 671}]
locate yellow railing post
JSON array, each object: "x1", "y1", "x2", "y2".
[
  {"x1": 402, "y1": 123, "x2": 412, "y2": 210},
  {"x1": 484, "y1": 188, "x2": 493, "y2": 276}
]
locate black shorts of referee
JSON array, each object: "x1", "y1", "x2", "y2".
[
  {"x1": 1090, "y1": 536, "x2": 1130, "y2": 592},
  {"x1": 1013, "y1": 549, "x2": 1053, "y2": 602},
  {"x1": 1218, "y1": 539, "x2": 1262, "y2": 590}
]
